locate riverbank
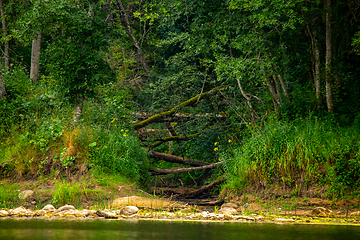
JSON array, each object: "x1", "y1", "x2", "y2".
[{"x1": 1, "y1": 196, "x2": 360, "y2": 226}]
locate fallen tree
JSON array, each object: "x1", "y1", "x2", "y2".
[
  {"x1": 148, "y1": 150, "x2": 211, "y2": 167},
  {"x1": 153, "y1": 177, "x2": 226, "y2": 198},
  {"x1": 133, "y1": 85, "x2": 228, "y2": 130},
  {"x1": 150, "y1": 161, "x2": 225, "y2": 175}
]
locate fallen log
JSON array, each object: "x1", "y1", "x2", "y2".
[
  {"x1": 148, "y1": 150, "x2": 211, "y2": 167},
  {"x1": 150, "y1": 161, "x2": 224, "y2": 175},
  {"x1": 133, "y1": 112, "x2": 228, "y2": 123},
  {"x1": 154, "y1": 177, "x2": 226, "y2": 198},
  {"x1": 133, "y1": 85, "x2": 228, "y2": 130}
]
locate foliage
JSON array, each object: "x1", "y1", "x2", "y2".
[
  {"x1": 52, "y1": 179, "x2": 98, "y2": 208},
  {"x1": 89, "y1": 125, "x2": 149, "y2": 184},
  {"x1": 0, "y1": 182, "x2": 20, "y2": 209},
  {"x1": 223, "y1": 116, "x2": 360, "y2": 198}
]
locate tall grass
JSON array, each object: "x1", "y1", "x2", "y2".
[
  {"x1": 224, "y1": 117, "x2": 360, "y2": 198},
  {"x1": 89, "y1": 125, "x2": 149, "y2": 184},
  {"x1": 0, "y1": 182, "x2": 20, "y2": 209}
]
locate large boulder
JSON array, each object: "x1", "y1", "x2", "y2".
[{"x1": 217, "y1": 207, "x2": 238, "y2": 215}]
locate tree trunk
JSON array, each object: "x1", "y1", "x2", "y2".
[
  {"x1": 30, "y1": 30, "x2": 42, "y2": 84},
  {"x1": 0, "y1": 0, "x2": 9, "y2": 70},
  {"x1": 236, "y1": 76, "x2": 255, "y2": 125},
  {"x1": 307, "y1": 23, "x2": 322, "y2": 104},
  {"x1": 150, "y1": 162, "x2": 224, "y2": 175},
  {"x1": 277, "y1": 73, "x2": 290, "y2": 102},
  {"x1": 325, "y1": 0, "x2": 334, "y2": 112},
  {"x1": 148, "y1": 150, "x2": 211, "y2": 167},
  {"x1": 72, "y1": 99, "x2": 84, "y2": 124},
  {"x1": 264, "y1": 74, "x2": 280, "y2": 111},
  {"x1": 0, "y1": 64, "x2": 5, "y2": 99},
  {"x1": 117, "y1": 0, "x2": 149, "y2": 76}
]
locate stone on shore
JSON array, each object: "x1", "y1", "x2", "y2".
[
  {"x1": 42, "y1": 204, "x2": 56, "y2": 211},
  {"x1": 350, "y1": 211, "x2": 360, "y2": 216},
  {"x1": 311, "y1": 207, "x2": 332, "y2": 216},
  {"x1": 120, "y1": 206, "x2": 139, "y2": 215},
  {"x1": 217, "y1": 207, "x2": 238, "y2": 215},
  {"x1": 57, "y1": 204, "x2": 75, "y2": 212},
  {"x1": 221, "y1": 202, "x2": 238, "y2": 209},
  {"x1": 0, "y1": 210, "x2": 9, "y2": 217},
  {"x1": 275, "y1": 218, "x2": 295, "y2": 223}
]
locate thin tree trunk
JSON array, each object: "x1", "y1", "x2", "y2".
[
  {"x1": 236, "y1": 76, "x2": 255, "y2": 125},
  {"x1": 0, "y1": 0, "x2": 9, "y2": 70},
  {"x1": 0, "y1": 63, "x2": 5, "y2": 99},
  {"x1": 307, "y1": 24, "x2": 322, "y2": 103},
  {"x1": 313, "y1": 31, "x2": 321, "y2": 103},
  {"x1": 148, "y1": 150, "x2": 211, "y2": 167},
  {"x1": 117, "y1": 0, "x2": 149, "y2": 76},
  {"x1": 150, "y1": 162, "x2": 224, "y2": 175},
  {"x1": 72, "y1": 99, "x2": 84, "y2": 124},
  {"x1": 273, "y1": 75, "x2": 283, "y2": 105},
  {"x1": 30, "y1": 30, "x2": 42, "y2": 84},
  {"x1": 277, "y1": 73, "x2": 290, "y2": 102},
  {"x1": 325, "y1": 0, "x2": 334, "y2": 112}
]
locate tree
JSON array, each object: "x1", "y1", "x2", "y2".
[
  {"x1": 0, "y1": 0, "x2": 9, "y2": 70},
  {"x1": 44, "y1": 2, "x2": 116, "y2": 123}
]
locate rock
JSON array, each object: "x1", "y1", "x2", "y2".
[
  {"x1": 120, "y1": 206, "x2": 139, "y2": 215},
  {"x1": 96, "y1": 209, "x2": 107, "y2": 217},
  {"x1": 311, "y1": 207, "x2": 332, "y2": 216},
  {"x1": 350, "y1": 211, "x2": 360, "y2": 217},
  {"x1": 217, "y1": 207, "x2": 238, "y2": 215},
  {"x1": 232, "y1": 215, "x2": 255, "y2": 221},
  {"x1": 96, "y1": 209, "x2": 118, "y2": 218},
  {"x1": 18, "y1": 190, "x2": 34, "y2": 200},
  {"x1": 42, "y1": 204, "x2": 56, "y2": 211},
  {"x1": 275, "y1": 218, "x2": 295, "y2": 223},
  {"x1": 221, "y1": 202, "x2": 238, "y2": 209},
  {"x1": 33, "y1": 210, "x2": 46, "y2": 217},
  {"x1": 9, "y1": 206, "x2": 27, "y2": 215},
  {"x1": 0, "y1": 210, "x2": 9, "y2": 217},
  {"x1": 79, "y1": 209, "x2": 96, "y2": 217},
  {"x1": 57, "y1": 204, "x2": 75, "y2": 212}
]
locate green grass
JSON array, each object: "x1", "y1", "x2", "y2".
[
  {"x1": 0, "y1": 182, "x2": 20, "y2": 209},
  {"x1": 223, "y1": 117, "x2": 360, "y2": 198},
  {"x1": 51, "y1": 179, "x2": 103, "y2": 209}
]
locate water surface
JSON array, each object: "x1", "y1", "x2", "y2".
[{"x1": 0, "y1": 218, "x2": 359, "y2": 240}]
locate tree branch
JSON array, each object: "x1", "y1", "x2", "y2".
[
  {"x1": 148, "y1": 150, "x2": 211, "y2": 167},
  {"x1": 150, "y1": 162, "x2": 224, "y2": 175},
  {"x1": 133, "y1": 86, "x2": 228, "y2": 130}
]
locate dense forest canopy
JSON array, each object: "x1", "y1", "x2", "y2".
[{"x1": 1, "y1": 0, "x2": 360, "y2": 199}]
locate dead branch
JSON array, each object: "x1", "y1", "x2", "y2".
[
  {"x1": 132, "y1": 112, "x2": 228, "y2": 123},
  {"x1": 148, "y1": 150, "x2": 211, "y2": 167},
  {"x1": 154, "y1": 177, "x2": 226, "y2": 198},
  {"x1": 133, "y1": 86, "x2": 228, "y2": 130},
  {"x1": 150, "y1": 161, "x2": 224, "y2": 175},
  {"x1": 149, "y1": 132, "x2": 201, "y2": 148}
]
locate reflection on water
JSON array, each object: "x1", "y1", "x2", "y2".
[{"x1": 0, "y1": 218, "x2": 360, "y2": 240}]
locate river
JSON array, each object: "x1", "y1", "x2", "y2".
[{"x1": 1, "y1": 219, "x2": 360, "y2": 240}]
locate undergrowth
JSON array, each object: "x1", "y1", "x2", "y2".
[{"x1": 223, "y1": 116, "x2": 360, "y2": 199}]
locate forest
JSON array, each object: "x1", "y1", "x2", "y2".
[{"x1": 0, "y1": 0, "x2": 360, "y2": 207}]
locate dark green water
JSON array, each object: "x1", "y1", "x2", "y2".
[{"x1": 0, "y1": 219, "x2": 360, "y2": 240}]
